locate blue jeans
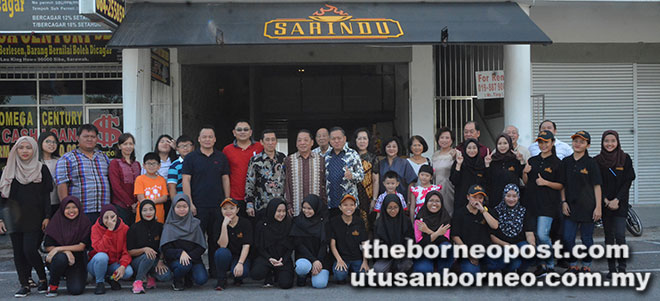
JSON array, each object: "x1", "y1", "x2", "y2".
[
  {"x1": 413, "y1": 242, "x2": 454, "y2": 273},
  {"x1": 537, "y1": 216, "x2": 555, "y2": 269},
  {"x1": 87, "y1": 252, "x2": 134, "y2": 283},
  {"x1": 131, "y1": 253, "x2": 173, "y2": 282},
  {"x1": 460, "y1": 259, "x2": 482, "y2": 275},
  {"x1": 563, "y1": 218, "x2": 594, "y2": 267},
  {"x1": 485, "y1": 241, "x2": 530, "y2": 272},
  {"x1": 332, "y1": 260, "x2": 363, "y2": 282},
  {"x1": 295, "y1": 258, "x2": 329, "y2": 288},
  {"x1": 168, "y1": 261, "x2": 208, "y2": 285},
  {"x1": 214, "y1": 248, "x2": 250, "y2": 281}
]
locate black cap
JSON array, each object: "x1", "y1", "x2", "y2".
[
  {"x1": 535, "y1": 130, "x2": 555, "y2": 142},
  {"x1": 571, "y1": 130, "x2": 591, "y2": 144},
  {"x1": 467, "y1": 184, "x2": 488, "y2": 199}
]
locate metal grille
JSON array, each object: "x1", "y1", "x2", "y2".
[
  {"x1": 436, "y1": 97, "x2": 473, "y2": 143},
  {"x1": 436, "y1": 45, "x2": 504, "y2": 97},
  {"x1": 0, "y1": 65, "x2": 121, "y2": 79}
]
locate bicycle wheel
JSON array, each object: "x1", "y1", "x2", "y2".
[{"x1": 626, "y1": 207, "x2": 643, "y2": 237}]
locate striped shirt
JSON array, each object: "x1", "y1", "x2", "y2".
[
  {"x1": 55, "y1": 149, "x2": 111, "y2": 214},
  {"x1": 167, "y1": 157, "x2": 184, "y2": 193},
  {"x1": 284, "y1": 152, "x2": 327, "y2": 216}
]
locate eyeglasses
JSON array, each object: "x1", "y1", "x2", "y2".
[
  {"x1": 177, "y1": 143, "x2": 193, "y2": 149},
  {"x1": 44, "y1": 140, "x2": 57, "y2": 145},
  {"x1": 235, "y1": 127, "x2": 250, "y2": 132}
]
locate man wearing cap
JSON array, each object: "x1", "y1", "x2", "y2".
[
  {"x1": 456, "y1": 121, "x2": 490, "y2": 159},
  {"x1": 284, "y1": 129, "x2": 327, "y2": 216},
  {"x1": 560, "y1": 130, "x2": 602, "y2": 273},
  {"x1": 529, "y1": 120, "x2": 573, "y2": 159},
  {"x1": 325, "y1": 127, "x2": 364, "y2": 218},
  {"x1": 451, "y1": 184, "x2": 499, "y2": 275}
]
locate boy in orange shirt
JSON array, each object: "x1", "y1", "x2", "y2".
[{"x1": 134, "y1": 152, "x2": 168, "y2": 223}]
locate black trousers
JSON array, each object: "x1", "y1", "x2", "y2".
[
  {"x1": 10, "y1": 231, "x2": 47, "y2": 287},
  {"x1": 113, "y1": 204, "x2": 135, "y2": 226},
  {"x1": 197, "y1": 207, "x2": 221, "y2": 278},
  {"x1": 250, "y1": 256, "x2": 294, "y2": 289},
  {"x1": 603, "y1": 214, "x2": 627, "y2": 271},
  {"x1": 48, "y1": 252, "x2": 87, "y2": 295}
]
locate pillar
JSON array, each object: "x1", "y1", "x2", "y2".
[
  {"x1": 122, "y1": 48, "x2": 152, "y2": 159},
  {"x1": 409, "y1": 45, "x2": 435, "y2": 157}
]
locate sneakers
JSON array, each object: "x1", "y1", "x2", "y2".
[
  {"x1": 580, "y1": 266, "x2": 591, "y2": 273},
  {"x1": 146, "y1": 276, "x2": 157, "y2": 289},
  {"x1": 46, "y1": 285, "x2": 58, "y2": 298},
  {"x1": 14, "y1": 286, "x2": 30, "y2": 298},
  {"x1": 132, "y1": 280, "x2": 145, "y2": 294},
  {"x1": 172, "y1": 279, "x2": 184, "y2": 291},
  {"x1": 563, "y1": 266, "x2": 580, "y2": 274},
  {"x1": 296, "y1": 276, "x2": 307, "y2": 287},
  {"x1": 37, "y1": 281, "x2": 48, "y2": 294},
  {"x1": 233, "y1": 278, "x2": 244, "y2": 287},
  {"x1": 107, "y1": 278, "x2": 121, "y2": 291},
  {"x1": 94, "y1": 282, "x2": 106, "y2": 295},
  {"x1": 215, "y1": 279, "x2": 227, "y2": 291},
  {"x1": 534, "y1": 266, "x2": 548, "y2": 278},
  {"x1": 27, "y1": 278, "x2": 37, "y2": 288}
]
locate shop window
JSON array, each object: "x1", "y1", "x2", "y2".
[
  {"x1": 39, "y1": 80, "x2": 83, "y2": 105},
  {"x1": 85, "y1": 80, "x2": 122, "y2": 104},
  {"x1": 0, "y1": 107, "x2": 39, "y2": 159},
  {"x1": 39, "y1": 106, "x2": 84, "y2": 157},
  {"x1": 0, "y1": 81, "x2": 37, "y2": 105}
]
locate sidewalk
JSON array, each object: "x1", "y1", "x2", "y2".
[{"x1": 1, "y1": 204, "x2": 659, "y2": 249}]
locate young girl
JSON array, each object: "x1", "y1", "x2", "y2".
[
  {"x1": 0, "y1": 136, "x2": 52, "y2": 297},
  {"x1": 127, "y1": 199, "x2": 172, "y2": 294},
  {"x1": 291, "y1": 194, "x2": 330, "y2": 289},
  {"x1": 373, "y1": 194, "x2": 414, "y2": 273},
  {"x1": 407, "y1": 135, "x2": 432, "y2": 175},
  {"x1": 413, "y1": 191, "x2": 453, "y2": 273},
  {"x1": 250, "y1": 198, "x2": 294, "y2": 289},
  {"x1": 109, "y1": 133, "x2": 141, "y2": 226},
  {"x1": 38, "y1": 132, "x2": 60, "y2": 216},
  {"x1": 409, "y1": 165, "x2": 442, "y2": 220},
  {"x1": 450, "y1": 139, "x2": 486, "y2": 211},
  {"x1": 43, "y1": 196, "x2": 91, "y2": 297},
  {"x1": 88, "y1": 205, "x2": 134, "y2": 295},
  {"x1": 561, "y1": 131, "x2": 602, "y2": 273},
  {"x1": 214, "y1": 198, "x2": 252, "y2": 291},
  {"x1": 595, "y1": 130, "x2": 635, "y2": 278},
  {"x1": 160, "y1": 194, "x2": 208, "y2": 291},
  {"x1": 485, "y1": 134, "x2": 524, "y2": 207},
  {"x1": 523, "y1": 131, "x2": 563, "y2": 276},
  {"x1": 153, "y1": 134, "x2": 178, "y2": 178},
  {"x1": 329, "y1": 195, "x2": 369, "y2": 283}
]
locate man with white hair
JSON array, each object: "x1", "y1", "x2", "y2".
[{"x1": 504, "y1": 125, "x2": 531, "y2": 163}]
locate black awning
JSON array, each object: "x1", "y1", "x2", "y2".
[{"x1": 108, "y1": 2, "x2": 551, "y2": 47}]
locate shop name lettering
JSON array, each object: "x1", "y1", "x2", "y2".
[
  {"x1": 0, "y1": 111, "x2": 83, "y2": 128},
  {"x1": 0, "y1": 44, "x2": 112, "y2": 57},
  {"x1": 0, "y1": 35, "x2": 113, "y2": 58},
  {"x1": 264, "y1": 5, "x2": 403, "y2": 40},
  {"x1": 0, "y1": 110, "x2": 83, "y2": 158},
  {"x1": 0, "y1": 0, "x2": 24, "y2": 18}
]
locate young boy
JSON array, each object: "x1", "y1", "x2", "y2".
[
  {"x1": 168, "y1": 135, "x2": 195, "y2": 198},
  {"x1": 214, "y1": 198, "x2": 252, "y2": 290},
  {"x1": 373, "y1": 171, "x2": 407, "y2": 217},
  {"x1": 409, "y1": 165, "x2": 442, "y2": 220},
  {"x1": 329, "y1": 195, "x2": 369, "y2": 284},
  {"x1": 561, "y1": 130, "x2": 602, "y2": 273},
  {"x1": 134, "y1": 152, "x2": 168, "y2": 223}
]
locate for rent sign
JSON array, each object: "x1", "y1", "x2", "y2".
[{"x1": 475, "y1": 70, "x2": 504, "y2": 99}]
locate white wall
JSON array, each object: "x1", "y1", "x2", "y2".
[{"x1": 409, "y1": 45, "x2": 435, "y2": 158}]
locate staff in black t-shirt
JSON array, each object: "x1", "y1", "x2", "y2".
[
  {"x1": 560, "y1": 131, "x2": 602, "y2": 273},
  {"x1": 451, "y1": 184, "x2": 499, "y2": 275},
  {"x1": 214, "y1": 198, "x2": 253, "y2": 290},
  {"x1": 329, "y1": 195, "x2": 369, "y2": 284}
]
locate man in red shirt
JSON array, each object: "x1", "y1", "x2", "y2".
[{"x1": 222, "y1": 120, "x2": 263, "y2": 217}]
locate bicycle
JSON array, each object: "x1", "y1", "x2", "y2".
[{"x1": 594, "y1": 204, "x2": 643, "y2": 237}]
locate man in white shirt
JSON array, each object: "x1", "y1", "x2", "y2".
[{"x1": 528, "y1": 120, "x2": 573, "y2": 159}]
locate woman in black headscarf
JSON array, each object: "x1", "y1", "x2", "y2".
[
  {"x1": 291, "y1": 194, "x2": 330, "y2": 289},
  {"x1": 412, "y1": 190, "x2": 453, "y2": 273},
  {"x1": 127, "y1": 199, "x2": 172, "y2": 294},
  {"x1": 595, "y1": 130, "x2": 635, "y2": 278},
  {"x1": 250, "y1": 198, "x2": 294, "y2": 289},
  {"x1": 372, "y1": 194, "x2": 414, "y2": 273},
  {"x1": 160, "y1": 194, "x2": 208, "y2": 291},
  {"x1": 450, "y1": 138, "x2": 487, "y2": 211},
  {"x1": 485, "y1": 134, "x2": 524, "y2": 207}
]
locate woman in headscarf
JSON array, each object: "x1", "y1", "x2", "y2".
[
  {"x1": 42, "y1": 196, "x2": 91, "y2": 297},
  {"x1": 488, "y1": 184, "x2": 536, "y2": 272},
  {"x1": 412, "y1": 190, "x2": 453, "y2": 273},
  {"x1": 127, "y1": 199, "x2": 172, "y2": 294},
  {"x1": 291, "y1": 194, "x2": 330, "y2": 289},
  {"x1": 160, "y1": 194, "x2": 208, "y2": 291},
  {"x1": 450, "y1": 138, "x2": 486, "y2": 211},
  {"x1": 595, "y1": 130, "x2": 635, "y2": 279},
  {"x1": 373, "y1": 194, "x2": 414, "y2": 273},
  {"x1": 485, "y1": 134, "x2": 524, "y2": 207},
  {"x1": 250, "y1": 198, "x2": 294, "y2": 289},
  {"x1": 87, "y1": 204, "x2": 134, "y2": 295},
  {"x1": 0, "y1": 136, "x2": 53, "y2": 297}
]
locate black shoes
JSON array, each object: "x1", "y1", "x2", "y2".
[
  {"x1": 172, "y1": 279, "x2": 184, "y2": 291},
  {"x1": 106, "y1": 278, "x2": 121, "y2": 290},
  {"x1": 94, "y1": 282, "x2": 106, "y2": 295},
  {"x1": 233, "y1": 278, "x2": 244, "y2": 287},
  {"x1": 36, "y1": 281, "x2": 48, "y2": 294},
  {"x1": 296, "y1": 276, "x2": 307, "y2": 287},
  {"x1": 14, "y1": 286, "x2": 30, "y2": 298},
  {"x1": 215, "y1": 279, "x2": 227, "y2": 291},
  {"x1": 534, "y1": 266, "x2": 548, "y2": 278}
]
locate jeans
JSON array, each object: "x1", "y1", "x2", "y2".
[
  {"x1": 130, "y1": 253, "x2": 173, "y2": 282},
  {"x1": 10, "y1": 231, "x2": 47, "y2": 287},
  {"x1": 168, "y1": 261, "x2": 208, "y2": 285},
  {"x1": 412, "y1": 242, "x2": 454, "y2": 273},
  {"x1": 294, "y1": 258, "x2": 329, "y2": 288},
  {"x1": 214, "y1": 248, "x2": 250, "y2": 281},
  {"x1": 86, "y1": 252, "x2": 134, "y2": 283},
  {"x1": 332, "y1": 260, "x2": 363, "y2": 282},
  {"x1": 603, "y1": 215, "x2": 627, "y2": 271},
  {"x1": 562, "y1": 219, "x2": 594, "y2": 267},
  {"x1": 460, "y1": 259, "x2": 482, "y2": 275},
  {"x1": 48, "y1": 252, "x2": 86, "y2": 295},
  {"x1": 537, "y1": 216, "x2": 555, "y2": 269},
  {"x1": 485, "y1": 241, "x2": 531, "y2": 272}
]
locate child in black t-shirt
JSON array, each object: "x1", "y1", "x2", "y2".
[
  {"x1": 329, "y1": 195, "x2": 369, "y2": 284},
  {"x1": 561, "y1": 131, "x2": 602, "y2": 273},
  {"x1": 214, "y1": 198, "x2": 253, "y2": 290}
]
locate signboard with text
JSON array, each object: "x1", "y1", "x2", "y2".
[
  {"x1": 80, "y1": 0, "x2": 126, "y2": 29},
  {"x1": 0, "y1": 34, "x2": 119, "y2": 63},
  {"x1": 0, "y1": 0, "x2": 108, "y2": 33},
  {"x1": 475, "y1": 70, "x2": 505, "y2": 99}
]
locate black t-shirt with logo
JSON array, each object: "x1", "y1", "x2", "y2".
[
  {"x1": 451, "y1": 206, "x2": 499, "y2": 247},
  {"x1": 328, "y1": 215, "x2": 367, "y2": 262},
  {"x1": 561, "y1": 154, "x2": 602, "y2": 223},
  {"x1": 214, "y1": 217, "x2": 253, "y2": 256},
  {"x1": 524, "y1": 154, "x2": 564, "y2": 218}
]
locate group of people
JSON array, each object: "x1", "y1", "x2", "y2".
[{"x1": 0, "y1": 118, "x2": 635, "y2": 297}]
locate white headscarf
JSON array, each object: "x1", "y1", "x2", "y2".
[{"x1": 0, "y1": 136, "x2": 43, "y2": 198}]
